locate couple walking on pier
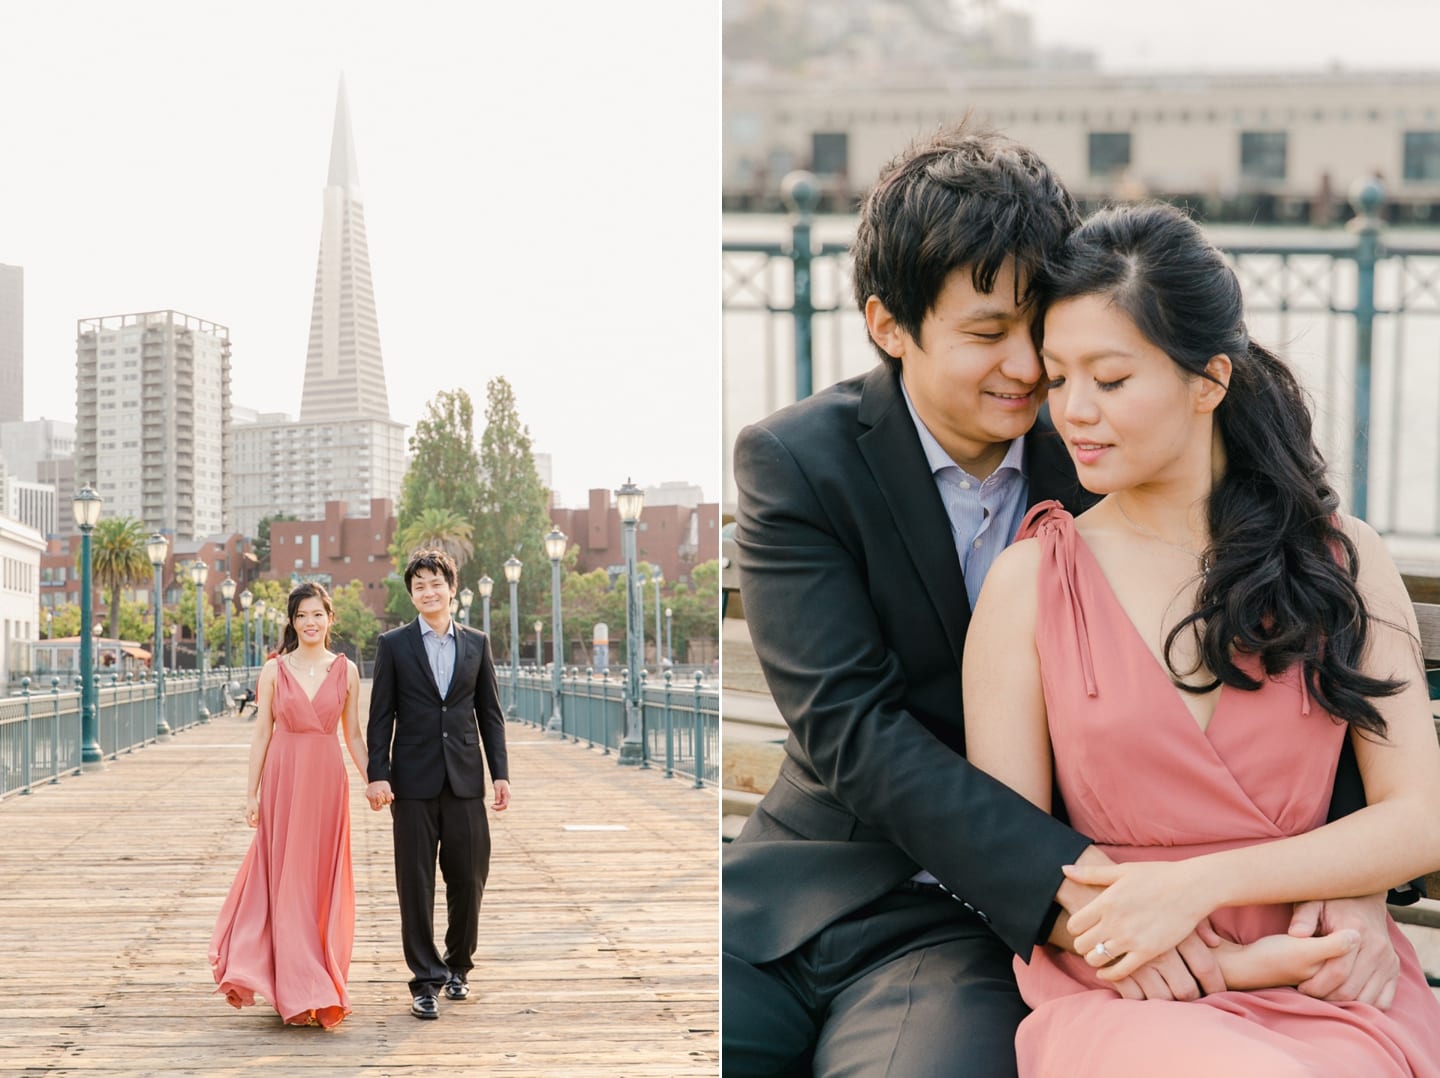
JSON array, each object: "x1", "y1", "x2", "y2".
[{"x1": 207, "y1": 548, "x2": 511, "y2": 1027}]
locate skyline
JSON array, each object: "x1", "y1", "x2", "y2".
[{"x1": 0, "y1": 2, "x2": 718, "y2": 508}]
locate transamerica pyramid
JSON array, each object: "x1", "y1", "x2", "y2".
[{"x1": 299, "y1": 75, "x2": 391, "y2": 422}]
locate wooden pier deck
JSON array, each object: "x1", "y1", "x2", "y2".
[{"x1": 0, "y1": 688, "x2": 718, "y2": 1077}]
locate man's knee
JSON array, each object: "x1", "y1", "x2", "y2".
[
  {"x1": 723, "y1": 952, "x2": 814, "y2": 1077},
  {"x1": 814, "y1": 937, "x2": 1027, "y2": 1078}
]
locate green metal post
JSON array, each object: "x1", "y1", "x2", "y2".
[
  {"x1": 693, "y1": 671, "x2": 705, "y2": 790},
  {"x1": 1348, "y1": 180, "x2": 1383, "y2": 521},
  {"x1": 78, "y1": 524, "x2": 102, "y2": 769},
  {"x1": 21, "y1": 677, "x2": 31, "y2": 793},
  {"x1": 663, "y1": 670, "x2": 674, "y2": 779},
  {"x1": 153, "y1": 563, "x2": 170, "y2": 737},
  {"x1": 783, "y1": 171, "x2": 819, "y2": 401}
]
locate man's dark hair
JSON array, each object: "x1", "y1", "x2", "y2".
[
  {"x1": 851, "y1": 118, "x2": 1081, "y2": 369},
  {"x1": 404, "y1": 548, "x2": 458, "y2": 592}
]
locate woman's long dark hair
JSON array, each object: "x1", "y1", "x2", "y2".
[
  {"x1": 279, "y1": 582, "x2": 334, "y2": 656},
  {"x1": 1041, "y1": 203, "x2": 1404, "y2": 734}
]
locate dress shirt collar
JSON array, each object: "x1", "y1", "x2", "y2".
[
  {"x1": 899, "y1": 374, "x2": 1027, "y2": 481},
  {"x1": 420, "y1": 617, "x2": 456, "y2": 642}
]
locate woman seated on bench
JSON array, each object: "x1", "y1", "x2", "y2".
[{"x1": 966, "y1": 203, "x2": 1440, "y2": 1075}]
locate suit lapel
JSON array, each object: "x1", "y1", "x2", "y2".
[
  {"x1": 855, "y1": 365, "x2": 973, "y2": 671},
  {"x1": 445, "y1": 626, "x2": 470, "y2": 704},
  {"x1": 404, "y1": 619, "x2": 444, "y2": 700}
]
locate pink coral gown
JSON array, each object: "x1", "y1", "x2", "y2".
[
  {"x1": 209, "y1": 657, "x2": 355, "y2": 1028},
  {"x1": 1011, "y1": 503, "x2": 1440, "y2": 1077}
]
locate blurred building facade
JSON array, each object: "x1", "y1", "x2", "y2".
[
  {"x1": 550, "y1": 486, "x2": 720, "y2": 584},
  {"x1": 725, "y1": 69, "x2": 1440, "y2": 222},
  {"x1": 264, "y1": 498, "x2": 397, "y2": 618}
]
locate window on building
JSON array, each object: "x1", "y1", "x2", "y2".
[
  {"x1": 1088, "y1": 132, "x2": 1132, "y2": 177},
  {"x1": 1403, "y1": 132, "x2": 1440, "y2": 182},
  {"x1": 1239, "y1": 132, "x2": 1287, "y2": 182},
  {"x1": 811, "y1": 131, "x2": 848, "y2": 178}
]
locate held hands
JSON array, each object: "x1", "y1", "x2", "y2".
[
  {"x1": 365, "y1": 780, "x2": 395, "y2": 811},
  {"x1": 1064, "y1": 860, "x2": 1216, "y2": 982},
  {"x1": 492, "y1": 779, "x2": 511, "y2": 812},
  {"x1": 1287, "y1": 894, "x2": 1401, "y2": 1009}
]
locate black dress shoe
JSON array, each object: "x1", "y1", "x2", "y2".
[
  {"x1": 411, "y1": 993, "x2": 439, "y2": 1020},
  {"x1": 444, "y1": 974, "x2": 469, "y2": 1001}
]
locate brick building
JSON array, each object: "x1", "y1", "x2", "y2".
[
  {"x1": 550, "y1": 488, "x2": 720, "y2": 583},
  {"x1": 264, "y1": 499, "x2": 397, "y2": 618}
]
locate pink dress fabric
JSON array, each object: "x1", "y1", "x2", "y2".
[
  {"x1": 209, "y1": 658, "x2": 355, "y2": 1028},
  {"x1": 1012, "y1": 502, "x2": 1440, "y2": 1077}
]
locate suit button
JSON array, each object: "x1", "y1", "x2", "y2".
[
  {"x1": 442, "y1": 731, "x2": 448, "y2": 739},
  {"x1": 441, "y1": 706, "x2": 447, "y2": 712}
]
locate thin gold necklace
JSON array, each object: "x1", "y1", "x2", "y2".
[
  {"x1": 1113, "y1": 498, "x2": 1212, "y2": 577},
  {"x1": 288, "y1": 652, "x2": 324, "y2": 677}
]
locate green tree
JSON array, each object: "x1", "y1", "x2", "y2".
[
  {"x1": 474, "y1": 376, "x2": 551, "y2": 629},
  {"x1": 330, "y1": 580, "x2": 381, "y2": 663},
  {"x1": 85, "y1": 517, "x2": 151, "y2": 647},
  {"x1": 254, "y1": 514, "x2": 297, "y2": 572},
  {"x1": 47, "y1": 603, "x2": 82, "y2": 638},
  {"x1": 396, "y1": 388, "x2": 483, "y2": 531},
  {"x1": 394, "y1": 506, "x2": 475, "y2": 570}
]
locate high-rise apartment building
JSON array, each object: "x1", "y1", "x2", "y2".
[
  {"x1": 0, "y1": 264, "x2": 22, "y2": 423},
  {"x1": 75, "y1": 310, "x2": 230, "y2": 539},
  {"x1": 0, "y1": 418, "x2": 75, "y2": 483},
  {"x1": 231, "y1": 77, "x2": 405, "y2": 537}
]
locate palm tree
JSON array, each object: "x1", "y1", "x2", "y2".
[
  {"x1": 85, "y1": 517, "x2": 152, "y2": 643},
  {"x1": 395, "y1": 507, "x2": 475, "y2": 570}
]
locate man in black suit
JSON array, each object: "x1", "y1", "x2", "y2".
[
  {"x1": 367, "y1": 548, "x2": 511, "y2": 1020},
  {"x1": 722, "y1": 123, "x2": 1407, "y2": 1076}
]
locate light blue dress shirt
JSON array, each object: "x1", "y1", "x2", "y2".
[
  {"x1": 420, "y1": 618, "x2": 457, "y2": 698},
  {"x1": 900, "y1": 378, "x2": 1029, "y2": 610}
]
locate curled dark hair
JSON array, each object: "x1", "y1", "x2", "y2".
[
  {"x1": 404, "y1": 548, "x2": 457, "y2": 592},
  {"x1": 279, "y1": 581, "x2": 334, "y2": 655},
  {"x1": 851, "y1": 117, "x2": 1081, "y2": 369},
  {"x1": 1042, "y1": 202, "x2": 1403, "y2": 735}
]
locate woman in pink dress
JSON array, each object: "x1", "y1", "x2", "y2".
[
  {"x1": 965, "y1": 203, "x2": 1440, "y2": 1075},
  {"x1": 209, "y1": 582, "x2": 369, "y2": 1028}
]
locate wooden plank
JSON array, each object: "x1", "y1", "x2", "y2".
[
  {"x1": 1416, "y1": 601, "x2": 1440, "y2": 666},
  {"x1": 0, "y1": 684, "x2": 718, "y2": 1076}
]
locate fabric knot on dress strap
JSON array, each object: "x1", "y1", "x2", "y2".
[{"x1": 1018, "y1": 501, "x2": 1099, "y2": 698}]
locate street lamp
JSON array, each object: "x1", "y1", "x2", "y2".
[
  {"x1": 615, "y1": 478, "x2": 646, "y2": 765},
  {"x1": 665, "y1": 606, "x2": 673, "y2": 667},
  {"x1": 544, "y1": 526, "x2": 567, "y2": 732},
  {"x1": 190, "y1": 559, "x2": 210, "y2": 722},
  {"x1": 478, "y1": 574, "x2": 493, "y2": 637},
  {"x1": 239, "y1": 589, "x2": 253, "y2": 672},
  {"x1": 44, "y1": 609, "x2": 52, "y2": 640},
  {"x1": 73, "y1": 485, "x2": 103, "y2": 770},
  {"x1": 503, "y1": 556, "x2": 522, "y2": 717},
  {"x1": 147, "y1": 532, "x2": 171, "y2": 738},
  {"x1": 534, "y1": 619, "x2": 544, "y2": 668},
  {"x1": 220, "y1": 575, "x2": 236, "y2": 678},
  {"x1": 253, "y1": 598, "x2": 267, "y2": 662},
  {"x1": 459, "y1": 586, "x2": 474, "y2": 627}
]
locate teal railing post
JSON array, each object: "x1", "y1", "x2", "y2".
[
  {"x1": 663, "y1": 670, "x2": 675, "y2": 779},
  {"x1": 584, "y1": 668, "x2": 595, "y2": 750},
  {"x1": 638, "y1": 670, "x2": 651, "y2": 769},
  {"x1": 782, "y1": 170, "x2": 819, "y2": 401},
  {"x1": 693, "y1": 671, "x2": 705, "y2": 790},
  {"x1": 50, "y1": 677, "x2": 60, "y2": 783},
  {"x1": 1347, "y1": 179, "x2": 1383, "y2": 521},
  {"x1": 601, "y1": 669, "x2": 612, "y2": 756},
  {"x1": 20, "y1": 676, "x2": 31, "y2": 794}
]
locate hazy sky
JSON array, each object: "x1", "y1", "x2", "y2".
[
  {"x1": 0, "y1": 1, "x2": 718, "y2": 508},
  {"x1": 1010, "y1": 0, "x2": 1440, "y2": 71}
]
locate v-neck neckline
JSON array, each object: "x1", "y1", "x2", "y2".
[
  {"x1": 280, "y1": 653, "x2": 342, "y2": 705},
  {"x1": 1071, "y1": 525, "x2": 1228, "y2": 737}
]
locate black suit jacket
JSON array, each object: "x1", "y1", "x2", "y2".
[
  {"x1": 723, "y1": 364, "x2": 1386, "y2": 968},
  {"x1": 367, "y1": 619, "x2": 508, "y2": 800}
]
